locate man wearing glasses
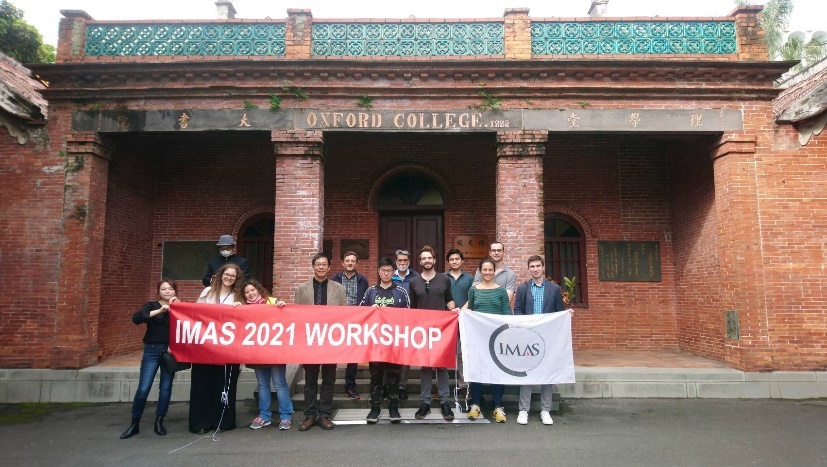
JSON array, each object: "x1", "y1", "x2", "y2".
[
  {"x1": 391, "y1": 249, "x2": 419, "y2": 293},
  {"x1": 409, "y1": 245, "x2": 459, "y2": 421},
  {"x1": 359, "y1": 257, "x2": 411, "y2": 423},
  {"x1": 472, "y1": 241, "x2": 517, "y2": 310},
  {"x1": 331, "y1": 251, "x2": 369, "y2": 401},
  {"x1": 392, "y1": 249, "x2": 419, "y2": 399},
  {"x1": 294, "y1": 252, "x2": 347, "y2": 431}
]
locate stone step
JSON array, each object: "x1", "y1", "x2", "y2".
[{"x1": 4, "y1": 366, "x2": 826, "y2": 403}]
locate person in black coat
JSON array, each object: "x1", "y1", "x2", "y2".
[
  {"x1": 202, "y1": 234, "x2": 250, "y2": 287},
  {"x1": 120, "y1": 279, "x2": 179, "y2": 439}
]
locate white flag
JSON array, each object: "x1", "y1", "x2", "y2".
[{"x1": 459, "y1": 310, "x2": 575, "y2": 385}]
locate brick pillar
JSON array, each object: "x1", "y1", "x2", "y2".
[
  {"x1": 285, "y1": 9, "x2": 313, "y2": 60},
  {"x1": 503, "y1": 8, "x2": 532, "y2": 60},
  {"x1": 272, "y1": 130, "x2": 324, "y2": 301},
  {"x1": 496, "y1": 130, "x2": 547, "y2": 272},
  {"x1": 52, "y1": 133, "x2": 110, "y2": 368},
  {"x1": 730, "y1": 5, "x2": 767, "y2": 61},
  {"x1": 711, "y1": 132, "x2": 771, "y2": 371},
  {"x1": 56, "y1": 10, "x2": 92, "y2": 63}
]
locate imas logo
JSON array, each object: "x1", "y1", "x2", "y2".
[{"x1": 488, "y1": 324, "x2": 546, "y2": 377}]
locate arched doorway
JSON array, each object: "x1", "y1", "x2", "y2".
[
  {"x1": 237, "y1": 213, "x2": 275, "y2": 288},
  {"x1": 377, "y1": 173, "x2": 444, "y2": 272}
]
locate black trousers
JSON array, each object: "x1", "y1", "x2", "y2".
[
  {"x1": 303, "y1": 363, "x2": 337, "y2": 418},
  {"x1": 369, "y1": 362, "x2": 401, "y2": 405},
  {"x1": 188, "y1": 363, "x2": 239, "y2": 433}
]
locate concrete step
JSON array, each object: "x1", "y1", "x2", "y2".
[{"x1": 4, "y1": 366, "x2": 826, "y2": 403}]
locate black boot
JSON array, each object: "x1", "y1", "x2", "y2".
[
  {"x1": 120, "y1": 419, "x2": 140, "y2": 439},
  {"x1": 366, "y1": 404, "x2": 381, "y2": 424},
  {"x1": 388, "y1": 402, "x2": 402, "y2": 423},
  {"x1": 154, "y1": 416, "x2": 167, "y2": 436}
]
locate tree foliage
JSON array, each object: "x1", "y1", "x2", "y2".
[
  {"x1": 0, "y1": 0, "x2": 55, "y2": 63},
  {"x1": 735, "y1": 0, "x2": 827, "y2": 71}
]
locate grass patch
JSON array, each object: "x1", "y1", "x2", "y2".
[{"x1": 0, "y1": 403, "x2": 97, "y2": 425}]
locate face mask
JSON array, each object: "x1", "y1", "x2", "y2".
[
  {"x1": 397, "y1": 264, "x2": 408, "y2": 273},
  {"x1": 220, "y1": 249, "x2": 233, "y2": 258}
]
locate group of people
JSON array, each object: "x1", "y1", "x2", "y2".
[{"x1": 120, "y1": 236, "x2": 569, "y2": 439}]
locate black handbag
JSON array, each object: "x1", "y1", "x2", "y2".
[{"x1": 161, "y1": 350, "x2": 191, "y2": 373}]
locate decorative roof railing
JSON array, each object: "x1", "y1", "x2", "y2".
[
  {"x1": 64, "y1": 8, "x2": 759, "y2": 61},
  {"x1": 310, "y1": 22, "x2": 505, "y2": 57},
  {"x1": 530, "y1": 21, "x2": 737, "y2": 56},
  {"x1": 84, "y1": 23, "x2": 287, "y2": 57}
]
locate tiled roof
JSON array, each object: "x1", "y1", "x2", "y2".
[{"x1": 0, "y1": 52, "x2": 47, "y2": 122}]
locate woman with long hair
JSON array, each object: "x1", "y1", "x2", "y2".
[
  {"x1": 120, "y1": 279, "x2": 179, "y2": 439},
  {"x1": 242, "y1": 279, "x2": 294, "y2": 431},
  {"x1": 189, "y1": 263, "x2": 243, "y2": 434},
  {"x1": 465, "y1": 258, "x2": 511, "y2": 423}
]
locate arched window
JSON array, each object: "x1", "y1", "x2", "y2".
[
  {"x1": 377, "y1": 174, "x2": 444, "y2": 208},
  {"x1": 544, "y1": 214, "x2": 588, "y2": 306}
]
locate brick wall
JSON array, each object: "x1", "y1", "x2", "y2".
[
  {"x1": 756, "y1": 122, "x2": 827, "y2": 370},
  {"x1": 545, "y1": 136, "x2": 678, "y2": 350},
  {"x1": 323, "y1": 132, "x2": 497, "y2": 281},
  {"x1": 670, "y1": 137, "x2": 724, "y2": 360},
  {"x1": 96, "y1": 136, "x2": 157, "y2": 357},
  {"x1": 0, "y1": 126, "x2": 63, "y2": 368},
  {"x1": 95, "y1": 131, "x2": 275, "y2": 358}
]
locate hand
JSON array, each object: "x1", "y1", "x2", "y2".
[
  {"x1": 275, "y1": 300, "x2": 286, "y2": 307},
  {"x1": 569, "y1": 309, "x2": 575, "y2": 316},
  {"x1": 169, "y1": 297, "x2": 179, "y2": 304},
  {"x1": 159, "y1": 304, "x2": 170, "y2": 313},
  {"x1": 210, "y1": 275, "x2": 217, "y2": 284},
  {"x1": 232, "y1": 301, "x2": 242, "y2": 308},
  {"x1": 451, "y1": 307, "x2": 460, "y2": 313}
]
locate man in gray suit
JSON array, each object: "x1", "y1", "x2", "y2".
[{"x1": 294, "y1": 252, "x2": 347, "y2": 431}]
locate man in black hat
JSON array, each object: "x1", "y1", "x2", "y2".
[{"x1": 202, "y1": 235, "x2": 250, "y2": 287}]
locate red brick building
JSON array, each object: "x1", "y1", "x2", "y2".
[{"x1": 2, "y1": 5, "x2": 825, "y2": 372}]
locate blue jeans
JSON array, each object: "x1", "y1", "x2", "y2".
[
  {"x1": 254, "y1": 365, "x2": 294, "y2": 422},
  {"x1": 131, "y1": 343, "x2": 174, "y2": 420},
  {"x1": 470, "y1": 382, "x2": 504, "y2": 408}
]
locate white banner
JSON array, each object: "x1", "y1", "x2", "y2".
[{"x1": 459, "y1": 310, "x2": 575, "y2": 385}]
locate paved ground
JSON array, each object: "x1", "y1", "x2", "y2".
[{"x1": 1, "y1": 399, "x2": 825, "y2": 466}]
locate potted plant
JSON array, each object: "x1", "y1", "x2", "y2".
[{"x1": 562, "y1": 276, "x2": 577, "y2": 307}]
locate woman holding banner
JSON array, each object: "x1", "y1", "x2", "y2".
[
  {"x1": 120, "y1": 279, "x2": 179, "y2": 439},
  {"x1": 242, "y1": 279, "x2": 294, "y2": 431},
  {"x1": 465, "y1": 258, "x2": 511, "y2": 423},
  {"x1": 189, "y1": 263, "x2": 243, "y2": 434}
]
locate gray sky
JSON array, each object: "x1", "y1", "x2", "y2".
[{"x1": 14, "y1": 0, "x2": 827, "y2": 48}]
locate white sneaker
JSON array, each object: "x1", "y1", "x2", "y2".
[
  {"x1": 517, "y1": 411, "x2": 528, "y2": 425},
  {"x1": 540, "y1": 411, "x2": 553, "y2": 425}
]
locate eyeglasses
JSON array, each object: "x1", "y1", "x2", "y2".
[
  {"x1": 222, "y1": 273, "x2": 237, "y2": 278},
  {"x1": 489, "y1": 248, "x2": 504, "y2": 253},
  {"x1": 379, "y1": 269, "x2": 394, "y2": 274},
  {"x1": 313, "y1": 263, "x2": 329, "y2": 267}
]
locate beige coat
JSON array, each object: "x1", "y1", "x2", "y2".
[{"x1": 294, "y1": 279, "x2": 347, "y2": 306}]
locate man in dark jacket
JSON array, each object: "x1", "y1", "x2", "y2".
[
  {"x1": 359, "y1": 257, "x2": 411, "y2": 423},
  {"x1": 330, "y1": 251, "x2": 370, "y2": 401},
  {"x1": 202, "y1": 235, "x2": 250, "y2": 287},
  {"x1": 513, "y1": 255, "x2": 570, "y2": 426}
]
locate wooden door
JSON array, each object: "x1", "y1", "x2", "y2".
[
  {"x1": 380, "y1": 213, "x2": 444, "y2": 273},
  {"x1": 237, "y1": 215, "x2": 274, "y2": 289}
]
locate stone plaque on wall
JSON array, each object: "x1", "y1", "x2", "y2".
[
  {"x1": 161, "y1": 241, "x2": 216, "y2": 281},
  {"x1": 340, "y1": 239, "x2": 369, "y2": 260},
  {"x1": 453, "y1": 236, "x2": 489, "y2": 259},
  {"x1": 598, "y1": 241, "x2": 661, "y2": 282}
]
